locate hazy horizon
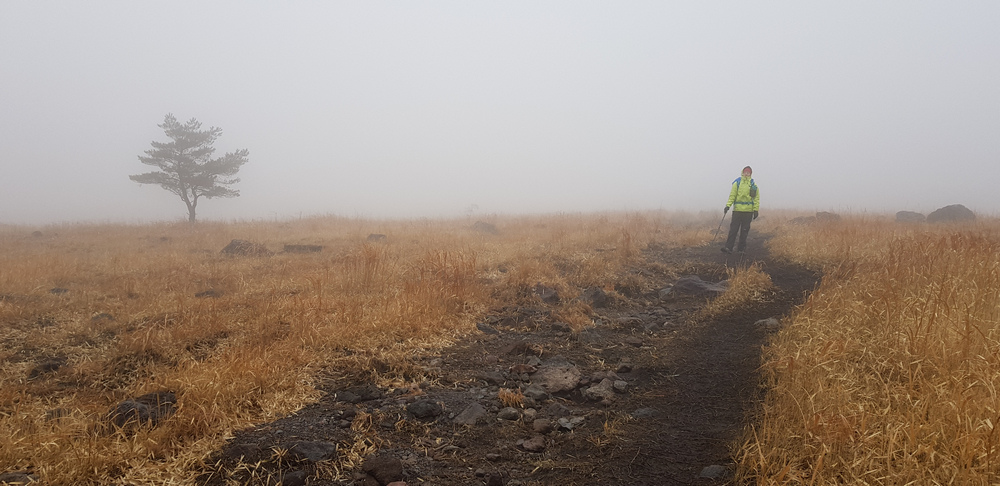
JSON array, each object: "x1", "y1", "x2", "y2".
[{"x1": 2, "y1": 2, "x2": 998, "y2": 225}]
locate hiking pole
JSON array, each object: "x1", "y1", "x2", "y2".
[{"x1": 711, "y1": 210, "x2": 728, "y2": 243}]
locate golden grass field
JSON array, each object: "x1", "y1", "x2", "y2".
[
  {"x1": 0, "y1": 211, "x2": 716, "y2": 485},
  {"x1": 737, "y1": 215, "x2": 1000, "y2": 485},
  {"x1": 2, "y1": 211, "x2": 998, "y2": 485}
]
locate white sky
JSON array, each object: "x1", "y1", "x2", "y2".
[{"x1": 1, "y1": 2, "x2": 998, "y2": 224}]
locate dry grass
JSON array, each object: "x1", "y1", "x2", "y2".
[
  {"x1": 737, "y1": 216, "x2": 1000, "y2": 484},
  {"x1": 0, "y1": 211, "x2": 713, "y2": 485}
]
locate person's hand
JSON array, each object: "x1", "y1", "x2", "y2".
[
  {"x1": 724, "y1": 206, "x2": 730, "y2": 214},
  {"x1": 753, "y1": 211, "x2": 759, "y2": 220}
]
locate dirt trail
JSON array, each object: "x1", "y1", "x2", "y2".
[{"x1": 199, "y1": 235, "x2": 820, "y2": 485}]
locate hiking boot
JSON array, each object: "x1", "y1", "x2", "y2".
[{"x1": 720, "y1": 247, "x2": 732, "y2": 254}]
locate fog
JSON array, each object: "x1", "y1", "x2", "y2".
[{"x1": 1, "y1": 2, "x2": 998, "y2": 225}]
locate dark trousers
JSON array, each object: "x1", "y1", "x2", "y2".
[{"x1": 725, "y1": 211, "x2": 753, "y2": 252}]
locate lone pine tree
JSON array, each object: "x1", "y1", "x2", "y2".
[{"x1": 130, "y1": 114, "x2": 249, "y2": 222}]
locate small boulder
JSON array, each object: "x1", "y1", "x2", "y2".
[
  {"x1": 532, "y1": 283, "x2": 560, "y2": 304},
  {"x1": 578, "y1": 287, "x2": 610, "y2": 308},
  {"x1": 472, "y1": 221, "x2": 499, "y2": 235},
  {"x1": 453, "y1": 402, "x2": 487, "y2": 426},
  {"x1": 221, "y1": 239, "x2": 273, "y2": 257},
  {"x1": 106, "y1": 390, "x2": 176, "y2": 431},
  {"x1": 366, "y1": 234, "x2": 387, "y2": 243},
  {"x1": 406, "y1": 400, "x2": 442, "y2": 420},
  {"x1": 895, "y1": 211, "x2": 925, "y2": 223},
  {"x1": 531, "y1": 357, "x2": 581, "y2": 394},
  {"x1": 927, "y1": 204, "x2": 975, "y2": 223},
  {"x1": 362, "y1": 455, "x2": 404, "y2": 485}
]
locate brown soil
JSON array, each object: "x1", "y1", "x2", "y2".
[{"x1": 197, "y1": 234, "x2": 820, "y2": 485}]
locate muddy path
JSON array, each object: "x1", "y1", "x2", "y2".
[{"x1": 198, "y1": 234, "x2": 820, "y2": 486}]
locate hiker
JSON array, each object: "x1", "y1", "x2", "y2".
[{"x1": 721, "y1": 166, "x2": 760, "y2": 254}]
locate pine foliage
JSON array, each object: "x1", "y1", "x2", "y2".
[{"x1": 130, "y1": 114, "x2": 249, "y2": 222}]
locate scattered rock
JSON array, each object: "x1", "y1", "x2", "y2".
[
  {"x1": 532, "y1": 418, "x2": 553, "y2": 433},
  {"x1": 453, "y1": 403, "x2": 487, "y2": 425},
  {"x1": 106, "y1": 390, "x2": 176, "y2": 431},
  {"x1": 221, "y1": 239, "x2": 273, "y2": 257},
  {"x1": 472, "y1": 221, "x2": 499, "y2": 235},
  {"x1": 522, "y1": 384, "x2": 549, "y2": 401},
  {"x1": 556, "y1": 416, "x2": 586, "y2": 431},
  {"x1": 91, "y1": 312, "x2": 115, "y2": 322},
  {"x1": 497, "y1": 407, "x2": 521, "y2": 421},
  {"x1": 927, "y1": 204, "x2": 975, "y2": 223},
  {"x1": 582, "y1": 379, "x2": 617, "y2": 403},
  {"x1": 362, "y1": 455, "x2": 404, "y2": 485},
  {"x1": 280, "y1": 469, "x2": 308, "y2": 486},
  {"x1": 283, "y1": 244, "x2": 323, "y2": 253},
  {"x1": 518, "y1": 435, "x2": 546, "y2": 452},
  {"x1": 0, "y1": 471, "x2": 37, "y2": 484},
  {"x1": 336, "y1": 384, "x2": 383, "y2": 403},
  {"x1": 532, "y1": 283, "x2": 560, "y2": 304},
  {"x1": 49, "y1": 288, "x2": 69, "y2": 295},
  {"x1": 578, "y1": 287, "x2": 609, "y2": 308},
  {"x1": 28, "y1": 357, "x2": 67, "y2": 378},
  {"x1": 367, "y1": 234, "x2": 388, "y2": 243},
  {"x1": 194, "y1": 289, "x2": 222, "y2": 298},
  {"x1": 530, "y1": 357, "x2": 581, "y2": 393},
  {"x1": 406, "y1": 400, "x2": 442, "y2": 420},
  {"x1": 895, "y1": 210, "x2": 925, "y2": 223},
  {"x1": 288, "y1": 441, "x2": 338, "y2": 462}
]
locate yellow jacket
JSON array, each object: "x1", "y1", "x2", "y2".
[{"x1": 727, "y1": 176, "x2": 760, "y2": 212}]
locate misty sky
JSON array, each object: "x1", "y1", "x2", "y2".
[{"x1": 2, "y1": 2, "x2": 998, "y2": 225}]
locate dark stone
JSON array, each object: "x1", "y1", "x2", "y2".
[
  {"x1": 194, "y1": 289, "x2": 222, "y2": 298},
  {"x1": 0, "y1": 471, "x2": 37, "y2": 484},
  {"x1": 472, "y1": 221, "x2": 499, "y2": 235},
  {"x1": 283, "y1": 244, "x2": 324, "y2": 253},
  {"x1": 475, "y1": 371, "x2": 506, "y2": 385},
  {"x1": 28, "y1": 356, "x2": 67, "y2": 378},
  {"x1": 280, "y1": 469, "x2": 308, "y2": 486},
  {"x1": 362, "y1": 455, "x2": 404, "y2": 485},
  {"x1": 337, "y1": 384, "x2": 383, "y2": 403},
  {"x1": 579, "y1": 287, "x2": 609, "y2": 308},
  {"x1": 453, "y1": 402, "x2": 487, "y2": 425},
  {"x1": 221, "y1": 239, "x2": 273, "y2": 257},
  {"x1": 895, "y1": 210, "x2": 925, "y2": 223},
  {"x1": 49, "y1": 288, "x2": 69, "y2": 295},
  {"x1": 366, "y1": 234, "x2": 387, "y2": 243},
  {"x1": 106, "y1": 390, "x2": 176, "y2": 430},
  {"x1": 407, "y1": 399, "x2": 443, "y2": 419},
  {"x1": 927, "y1": 204, "x2": 975, "y2": 223},
  {"x1": 532, "y1": 283, "x2": 560, "y2": 304},
  {"x1": 91, "y1": 313, "x2": 115, "y2": 322},
  {"x1": 288, "y1": 441, "x2": 338, "y2": 462}
]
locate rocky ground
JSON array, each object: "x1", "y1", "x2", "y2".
[{"x1": 197, "y1": 234, "x2": 820, "y2": 486}]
